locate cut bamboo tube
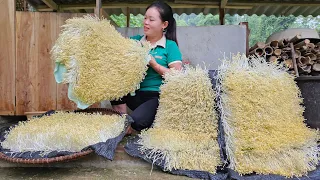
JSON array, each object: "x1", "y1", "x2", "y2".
[
  {"x1": 249, "y1": 42, "x2": 265, "y2": 52},
  {"x1": 307, "y1": 43, "x2": 315, "y2": 50},
  {"x1": 278, "y1": 39, "x2": 289, "y2": 48},
  {"x1": 270, "y1": 40, "x2": 279, "y2": 48},
  {"x1": 316, "y1": 53, "x2": 320, "y2": 62},
  {"x1": 297, "y1": 56, "x2": 303, "y2": 65},
  {"x1": 294, "y1": 50, "x2": 301, "y2": 58},
  {"x1": 305, "y1": 53, "x2": 317, "y2": 61},
  {"x1": 284, "y1": 59, "x2": 293, "y2": 69},
  {"x1": 249, "y1": 48, "x2": 265, "y2": 56},
  {"x1": 294, "y1": 39, "x2": 310, "y2": 48},
  {"x1": 281, "y1": 52, "x2": 289, "y2": 60},
  {"x1": 282, "y1": 47, "x2": 292, "y2": 52},
  {"x1": 289, "y1": 34, "x2": 302, "y2": 44},
  {"x1": 300, "y1": 56, "x2": 312, "y2": 65},
  {"x1": 312, "y1": 64, "x2": 320, "y2": 71},
  {"x1": 299, "y1": 65, "x2": 312, "y2": 74},
  {"x1": 300, "y1": 46, "x2": 310, "y2": 54},
  {"x1": 312, "y1": 46, "x2": 320, "y2": 53},
  {"x1": 264, "y1": 46, "x2": 273, "y2": 56},
  {"x1": 273, "y1": 49, "x2": 282, "y2": 56},
  {"x1": 268, "y1": 56, "x2": 278, "y2": 63}
]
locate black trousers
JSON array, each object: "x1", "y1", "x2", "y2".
[{"x1": 110, "y1": 91, "x2": 159, "y2": 131}]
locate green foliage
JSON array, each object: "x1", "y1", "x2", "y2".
[
  {"x1": 110, "y1": 14, "x2": 144, "y2": 27},
  {"x1": 110, "y1": 13, "x2": 320, "y2": 47}
]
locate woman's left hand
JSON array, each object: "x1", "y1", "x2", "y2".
[{"x1": 148, "y1": 56, "x2": 157, "y2": 67}]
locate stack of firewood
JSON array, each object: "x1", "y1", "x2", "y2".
[{"x1": 249, "y1": 35, "x2": 320, "y2": 76}]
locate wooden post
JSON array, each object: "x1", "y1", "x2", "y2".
[
  {"x1": 95, "y1": 0, "x2": 102, "y2": 18},
  {"x1": 219, "y1": 8, "x2": 225, "y2": 25},
  {"x1": 0, "y1": 0, "x2": 16, "y2": 115},
  {"x1": 240, "y1": 22, "x2": 249, "y2": 56},
  {"x1": 24, "y1": 0, "x2": 27, "y2": 11},
  {"x1": 126, "y1": 7, "x2": 130, "y2": 27},
  {"x1": 290, "y1": 43, "x2": 299, "y2": 77}
]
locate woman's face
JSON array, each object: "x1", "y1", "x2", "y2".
[{"x1": 143, "y1": 7, "x2": 168, "y2": 37}]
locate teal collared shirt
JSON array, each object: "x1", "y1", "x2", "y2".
[{"x1": 131, "y1": 35, "x2": 182, "y2": 92}]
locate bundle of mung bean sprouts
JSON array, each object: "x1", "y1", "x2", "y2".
[
  {"x1": 1, "y1": 112, "x2": 126, "y2": 153},
  {"x1": 216, "y1": 54, "x2": 319, "y2": 177},
  {"x1": 51, "y1": 15, "x2": 151, "y2": 104},
  {"x1": 138, "y1": 66, "x2": 221, "y2": 173}
]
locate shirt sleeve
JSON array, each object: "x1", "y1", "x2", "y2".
[
  {"x1": 167, "y1": 41, "x2": 182, "y2": 66},
  {"x1": 129, "y1": 35, "x2": 143, "y2": 41}
]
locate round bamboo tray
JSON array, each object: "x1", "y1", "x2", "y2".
[{"x1": 0, "y1": 108, "x2": 127, "y2": 164}]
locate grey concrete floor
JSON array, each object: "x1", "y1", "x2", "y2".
[{"x1": 0, "y1": 167, "x2": 192, "y2": 180}]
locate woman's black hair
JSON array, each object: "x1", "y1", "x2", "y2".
[{"x1": 146, "y1": 1, "x2": 178, "y2": 45}]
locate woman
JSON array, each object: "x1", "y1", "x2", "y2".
[{"x1": 112, "y1": 1, "x2": 182, "y2": 131}]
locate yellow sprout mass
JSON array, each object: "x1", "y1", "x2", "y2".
[
  {"x1": 138, "y1": 66, "x2": 221, "y2": 173},
  {"x1": 217, "y1": 54, "x2": 320, "y2": 177},
  {"x1": 1, "y1": 112, "x2": 126, "y2": 152},
  {"x1": 51, "y1": 15, "x2": 150, "y2": 104}
]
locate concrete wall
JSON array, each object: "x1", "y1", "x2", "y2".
[{"x1": 117, "y1": 25, "x2": 247, "y2": 70}]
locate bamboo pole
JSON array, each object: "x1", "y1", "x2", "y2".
[
  {"x1": 290, "y1": 43, "x2": 299, "y2": 77},
  {"x1": 294, "y1": 39, "x2": 310, "y2": 48},
  {"x1": 273, "y1": 49, "x2": 281, "y2": 56},
  {"x1": 264, "y1": 46, "x2": 273, "y2": 56},
  {"x1": 270, "y1": 40, "x2": 279, "y2": 48},
  {"x1": 249, "y1": 42, "x2": 265, "y2": 52},
  {"x1": 289, "y1": 34, "x2": 302, "y2": 44},
  {"x1": 278, "y1": 39, "x2": 289, "y2": 48}
]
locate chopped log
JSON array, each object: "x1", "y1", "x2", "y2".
[
  {"x1": 300, "y1": 56, "x2": 313, "y2": 65},
  {"x1": 278, "y1": 39, "x2": 289, "y2": 48},
  {"x1": 312, "y1": 64, "x2": 320, "y2": 72},
  {"x1": 284, "y1": 59, "x2": 293, "y2": 69},
  {"x1": 289, "y1": 34, "x2": 302, "y2": 44},
  {"x1": 294, "y1": 39, "x2": 310, "y2": 49},
  {"x1": 264, "y1": 46, "x2": 273, "y2": 56},
  {"x1": 270, "y1": 40, "x2": 279, "y2": 48},
  {"x1": 273, "y1": 49, "x2": 282, "y2": 56},
  {"x1": 249, "y1": 42, "x2": 265, "y2": 52}
]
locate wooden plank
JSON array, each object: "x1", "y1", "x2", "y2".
[
  {"x1": 38, "y1": 3, "x2": 220, "y2": 11},
  {"x1": 220, "y1": 0, "x2": 228, "y2": 8},
  {"x1": 55, "y1": 13, "x2": 78, "y2": 111},
  {"x1": 0, "y1": 111, "x2": 15, "y2": 116},
  {"x1": 16, "y1": 12, "x2": 57, "y2": 115},
  {"x1": 227, "y1": 2, "x2": 320, "y2": 6},
  {"x1": 41, "y1": 0, "x2": 58, "y2": 10},
  {"x1": 55, "y1": 13, "x2": 101, "y2": 110},
  {"x1": 101, "y1": 10, "x2": 118, "y2": 27},
  {"x1": 0, "y1": 0, "x2": 16, "y2": 115}
]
